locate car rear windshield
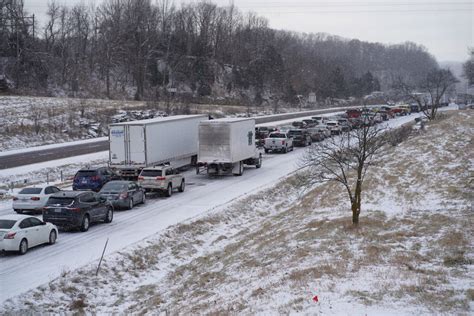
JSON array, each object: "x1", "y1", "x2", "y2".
[
  {"x1": 289, "y1": 131, "x2": 302, "y2": 135},
  {"x1": 0, "y1": 220, "x2": 16, "y2": 229},
  {"x1": 76, "y1": 170, "x2": 98, "y2": 177},
  {"x1": 140, "y1": 170, "x2": 162, "y2": 177},
  {"x1": 269, "y1": 133, "x2": 286, "y2": 138},
  {"x1": 18, "y1": 188, "x2": 42, "y2": 194},
  {"x1": 102, "y1": 183, "x2": 127, "y2": 191},
  {"x1": 47, "y1": 197, "x2": 75, "y2": 206}
]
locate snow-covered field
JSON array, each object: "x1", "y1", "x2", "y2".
[{"x1": 1, "y1": 108, "x2": 471, "y2": 314}]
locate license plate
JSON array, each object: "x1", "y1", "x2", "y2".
[
  {"x1": 82, "y1": 180, "x2": 87, "y2": 184},
  {"x1": 54, "y1": 208, "x2": 62, "y2": 213}
]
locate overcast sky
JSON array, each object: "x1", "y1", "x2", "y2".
[{"x1": 24, "y1": 0, "x2": 473, "y2": 62}]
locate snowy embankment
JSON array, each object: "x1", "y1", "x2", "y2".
[{"x1": 1, "y1": 110, "x2": 472, "y2": 314}]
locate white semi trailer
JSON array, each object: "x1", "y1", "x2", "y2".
[
  {"x1": 109, "y1": 115, "x2": 208, "y2": 179},
  {"x1": 197, "y1": 118, "x2": 262, "y2": 176}
]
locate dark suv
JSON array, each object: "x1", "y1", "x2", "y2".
[
  {"x1": 43, "y1": 191, "x2": 113, "y2": 232},
  {"x1": 288, "y1": 129, "x2": 312, "y2": 147},
  {"x1": 73, "y1": 167, "x2": 116, "y2": 192}
]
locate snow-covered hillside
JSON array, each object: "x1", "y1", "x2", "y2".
[{"x1": 1, "y1": 110, "x2": 473, "y2": 314}]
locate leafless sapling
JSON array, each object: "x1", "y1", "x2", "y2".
[{"x1": 299, "y1": 122, "x2": 387, "y2": 225}]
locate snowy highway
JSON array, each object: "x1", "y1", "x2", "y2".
[{"x1": 0, "y1": 110, "x2": 451, "y2": 303}]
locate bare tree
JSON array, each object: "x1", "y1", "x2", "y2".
[
  {"x1": 299, "y1": 122, "x2": 386, "y2": 225},
  {"x1": 395, "y1": 68, "x2": 458, "y2": 120},
  {"x1": 462, "y1": 48, "x2": 474, "y2": 86}
]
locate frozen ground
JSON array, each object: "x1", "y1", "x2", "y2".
[{"x1": 1, "y1": 108, "x2": 470, "y2": 315}]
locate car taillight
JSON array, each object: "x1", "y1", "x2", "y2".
[
  {"x1": 4, "y1": 232, "x2": 16, "y2": 239},
  {"x1": 31, "y1": 197, "x2": 40, "y2": 201},
  {"x1": 119, "y1": 192, "x2": 128, "y2": 200},
  {"x1": 281, "y1": 140, "x2": 285, "y2": 145},
  {"x1": 13, "y1": 197, "x2": 18, "y2": 201},
  {"x1": 156, "y1": 177, "x2": 166, "y2": 180},
  {"x1": 91, "y1": 176, "x2": 100, "y2": 181},
  {"x1": 67, "y1": 207, "x2": 81, "y2": 212},
  {"x1": 138, "y1": 176, "x2": 144, "y2": 180}
]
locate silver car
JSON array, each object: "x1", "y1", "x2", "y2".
[{"x1": 138, "y1": 166, "x2": 185, "y2": 197}]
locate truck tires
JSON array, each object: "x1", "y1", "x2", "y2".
[
  {"x1": 233, "y1": 161, "x2": 244, "y2": 176},
  {"x1": 256, "y1": 155, "x2": 262, "y2": 169}
]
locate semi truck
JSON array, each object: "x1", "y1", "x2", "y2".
[
  {"x1": 109, "y1": 114, "x2": 208, "y2": 179},
  {"x1": 197, "y1": 118, "x2": 262, "y2": 176}
]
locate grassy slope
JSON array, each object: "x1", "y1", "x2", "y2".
[{"x1": 2, "y1": 111, "x2": 473, "y2": 315}]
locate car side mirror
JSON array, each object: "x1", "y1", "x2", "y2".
[{"x1": 41, "y1": 221, "x2": 47, "y2": 225}]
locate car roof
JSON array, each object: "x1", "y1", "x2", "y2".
[
  {"x1": 50, "y1": 191, "x2": 88, "y2": 198},
  {"x1": 104, "y1": 180, "x2": 133, "y2": 185},
  {"x1": 19, "y1": 184, "x2": 49, "y2": 189},
  {"x1": 142, "y1": 165, "x2": 170, "y2": 170},
  {"x1": 0, "y1": 214, "x2": 31, "y2": 221}
]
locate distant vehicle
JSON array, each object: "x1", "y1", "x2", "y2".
[
  {"x1": 410, "y1": 104, "x2": 420, "y2": 113},
  {"x1": 99, "y1": 181, "x2": 145, "y2": 210},
  {"x1": 0, "y1": 215, "x2": 58, "y2": 255},
  {"x1": 398, "y1": 105, "x2": 411, "y2": 115},
  {"x1": 138, "y1": 165, "x2": 185, "y2": 197},
  {"x1": 197, "y1": 118, "x2": 262, "y2": 176},
  {"x1": 264, "y1": 132, "x2": 294, "y2": 153},
  {"x1": 315, "y1": 126, "x2": 332, "y2": 138},
  {"x1": 13, "y1": 185, "x2": 61, "y2": 214},
  {"x1": 278, "y1": 125, "x2": 294, "y2": 134},
  {"x1": 43, "y1": 191, "x2": 113, "y2": 232},
  {"x1": 311, "y1": 116, "x2": 327, "y2": 124},
  {"x1": 326, "y1": 121, "x2": 342, "y2": 135},
  {"x1": 346, "y1": 109, "x2": 362, "y2": 119},
  {"x1": 255, "y1": 126, "x2": 276, "y2": 148},
  {"x1": 307, "y1": 127, "x2": 326, "y2": 142},
  {"x1": 291, "y1": 121, "x2": 307, "y2": 129},
  {"x1": 109, "y1": 115, "x2": 208, "y2": 179},
  {"x1": 302, "y1": 119, "x2": 318, "y2": 128},
  {"x1": 73, "y1": 167, "x2": 116, "y2": 192},
  {"x1": 337, "y1": 119, "x2": 351, "y2": 132},
  {"x1": 288, "y1": 129, "x2": 312, "y2": 147}
]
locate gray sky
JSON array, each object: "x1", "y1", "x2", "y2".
[{"x1": 25, "y1": 0, "x2": 473, "y2": 62}]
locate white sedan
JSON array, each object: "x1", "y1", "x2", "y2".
[
  {"x1": 13, "y1": 185, "x2": 61, "y2": 214},
  {"x1": 0, "y1": 215, "x2": 58, "y2": 255}
]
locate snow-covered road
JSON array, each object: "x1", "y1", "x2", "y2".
[{"x1": 0, "y1": 109, "x2": 454, "y2": 303}]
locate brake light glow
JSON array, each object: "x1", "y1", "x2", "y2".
[
  {"x1": 156, "y1": 177, "x2": 166, "y2": 180},
  {"x1": 4, "y1": 232, "x2": 16, "y2": 239},
  {"x1": 67, "y1": 207, "x2": 81, "y2": 212},
  {"x1": 138, "y1": 176, "x2": 144, "y2": 180},
  {"x1": 31, "y1": 197, "x2": 40, "y2": 201},
  {"x1": 119, "y1": 192, "x2": 129, "y2": 200},
  {"x1": 282, "y1": 140, "x2": 285, "y2": 145},
  {"x1": 90, "y1": 176, "x2": 100, "y2": 181}
]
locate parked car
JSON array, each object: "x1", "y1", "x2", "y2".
[
  {"x1": 99, "y1": 181, "x2": 145, "y2": 210},
  {"x1": 337, "y1": 119, "x2": 351, "y2": 132},
  {"x1": 278, "y1": 125, "x2": 294, "y2": 134},
  {"x1": 288, "y1": 129, "x2": 312, "y2": 147},
  {"x1": 311, "y1": 116, "x2": 327, "y2": 124},
  {"x1": 43, "y1": 191, "x2": 113, "y2": 232},
  {"x1": 72, "y1": 167, "x2": 117, "y2": 192},
  {"x1": 138, "y1": 165, "x2": 185, "y2": 197},
  {"x1": 264, "y1": 132, "x2": 294, "y2": 153},
  {"x1": 12, "y1": 185, "x2": 61, "y2": 214},
  {"x1": 302, "y1": 119, "x2": 318, "y2": 128},
  {"x1": 0, "y1": 214, "x2": 58, "y2": 255},
  {"x1": 291, "y1": 121, "x2": 307, "y2": 129},
  {"x1": 306, "y1": 128, "x2": 325, "y2": 142},
  {"x1": 326, "y1": 121, "x2": 342, "y2": 135}
]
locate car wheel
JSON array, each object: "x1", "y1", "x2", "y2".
[
  {"x1": 256, "y1": 154, "x2": 262, "y2": 169},
  {"x1": 283, "y1": 146, "x2": 288, "y2": 153},
  {"x1": 141, "y1": 192, "x2": 146, "y2": 204},
  {"x1": 264, "y1": 148, "x2": 269, "y2": 153},
  {"x1": 48, "y1": 230, "x2": 57, "y2": 245},
  {"x1": 19, "y1": 239, "x2": 28, "y2": 255},
  {"x1": 80, "y1": 215, "x2": 90, "y2": 232},
  {"x1": 104, "y1": 207, "x2": 113, "y2": 223},
  {"x1": 178, "y1": 180, "x2": 185, "y2": 192},
  {"x1": 127, "y1": 198, "x2": 134, "y2": 210},
  {"x1": 165, "y1": 184, "x2": 172, "y2": 197}
]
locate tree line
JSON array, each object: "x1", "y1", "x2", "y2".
[{"x1": 1, "y1": 0, "x2": 440, "y2": 104}]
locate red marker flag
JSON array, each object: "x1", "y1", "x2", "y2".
[{"x1": 313, "y1": 295, "x2": 319, "y2": 302}]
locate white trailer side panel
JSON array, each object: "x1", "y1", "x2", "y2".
[
  {"x1": 230, "y1": 119, "x2": 256, "y2": 162},
  {"x1": 109, "y1": 125, "x2": 126, "y2": 165},
  {"x1": 129, "y1": 125, "x2": 146, "y2": 164},
  {"x1": 145, "y1": 116, "x2": 203, "y2": 167},
  {"x1": 198, "y1": 118, "x2": 256, "y2": 164}
]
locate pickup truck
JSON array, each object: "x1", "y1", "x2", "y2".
[
  {"x1": 264, "y1": 132, "x2": 294, "y2": 153},
  {"x1": 288, "y1": 129, "x2": 312, "y2": 147}
]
